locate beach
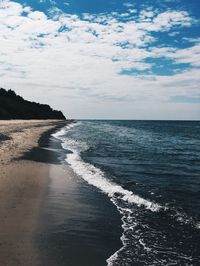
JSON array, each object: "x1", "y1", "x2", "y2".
[
  {"x1": 0, "y1": 120, "x2": 122, "y2": 266},
  {"x1": 1, "y1": 119, "x2": 199, "y2": 265},
  {"x1": 0, "y1": 120, "x2": 66, "y2": 266}
]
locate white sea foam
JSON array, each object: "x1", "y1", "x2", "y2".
[
  {"x1": 196, "y1": 222, "x2": 200, "y2": 229},
  {"x1": 66, "y1": 148, "x2": 162, "y2": 212},
  {"x1": 53, "y1": 126, "x2": 162, "y2": 212},
  {"x1": 52, "y1": 125, "x2": 199, "y2": 266},
  {"x1": 52, "y1": 128, "x2": 67, "y2": 138},
  {"x1": 53, "y1": 122, "x2": 78, "y2": 138}
]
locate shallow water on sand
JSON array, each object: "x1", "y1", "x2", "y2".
[{"x1": 38, "y1": 137, "x2": 121, "y2": 266}]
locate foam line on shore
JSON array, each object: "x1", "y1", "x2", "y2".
[
  {"x1": 53, "y1": 125, "x2": 162, "y2": 212},
  {"x1": 52, "y1": 124, "x2": 200, "y2": 265}
]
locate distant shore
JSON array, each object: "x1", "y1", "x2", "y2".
[{"x1": 0, "y1": 120, "x2": 67, "y2": 266}]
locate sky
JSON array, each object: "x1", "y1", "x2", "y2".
[{"x1": 0, "y1": 0, "x2": 200, "y2": 119}]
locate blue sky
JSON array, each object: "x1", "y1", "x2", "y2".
[{"x1": 0, "y1": 0, "x2": 200, "y2": 119}]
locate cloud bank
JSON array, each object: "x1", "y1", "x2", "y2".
[{"x1": 0, "y1": 0, "x2": 199, "y2": 119}]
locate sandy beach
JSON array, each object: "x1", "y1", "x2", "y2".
[
  {"x1": 0, "y1": 120, "x2": 66, "y2": 266},
  {"x1": 0, "y1": 119, "x2": 122, "y2": 266}
]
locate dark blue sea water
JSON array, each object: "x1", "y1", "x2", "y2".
[{"x1": 54, "y1": 120, "x2": 200, "y2": 265}]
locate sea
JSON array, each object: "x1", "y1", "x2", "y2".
[{"x1": 53, "y1": 120, "x2": 200, "y2": 266}]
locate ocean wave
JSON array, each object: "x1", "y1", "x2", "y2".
[
  {"x1": 52, "y1": 128, "x2": 67, "y2": 138},
  {"x1": 196, "y1": 222, "x2": 200, "y2": 229},
  {"x1": 53, "y1": 124, "x2": 162, "y2": 212},
  {"x1": 66, "y1": 151, "x2": 162, "y2": 212},
  {"x1": 52, "y1": 125, "x2": 200, "y2": 265},
  {"x1": 52, "y1": 122, "x2": 78, "y2": 138}
]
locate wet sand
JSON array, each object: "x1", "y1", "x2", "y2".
[
  {"x1": 38, "y1": 162, "x2": 122, "y2": 266},
  {"x1": 0, "y1": 120, "x2": 66, "y2": 266},
  {"x1": 37, "y1": 128, "x2": 122, "y2": 266},
  {"x1": 0, "y1": 120, "x2": 122, "y2": 266}
]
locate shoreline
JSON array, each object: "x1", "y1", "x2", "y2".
[
  {"x1": 0, "y1": 119, "x2": 122, "y2": 266},
  {"x1": 37, "y1": 121, "x2": 122, "y2": 266},
  {"x1": 0, "y1": 120, "x2": 68, "y2": 266}
]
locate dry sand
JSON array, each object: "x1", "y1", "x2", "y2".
[{"x1": 0, "y1": 120, "x2": 66, "y2": 266}]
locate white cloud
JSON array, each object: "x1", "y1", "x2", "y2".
[
  {"x1": 150, "y1": 44, "x2": 200, "y2": 67},
  {"x1": 182, "y1": 37, "x2": 200, "y2": 44},
  {"x1": 138, "y1": 11, "x2": 192, "y2": 32},
  {"x1": 0, "y1": 0, "x2": 23, "y2": 15},
  {"x1": 173, "y1": 45, "x2": 200, "y2": 67},
  {"x1": 123, "y1": 3, "x2": 135, "y2": 8},
  {"x1": 28, "y1": 11, "x2": 47, "y2": 20},
  {"x1": 0, "y1": 0, "x2": 199, "y2": 119}
]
